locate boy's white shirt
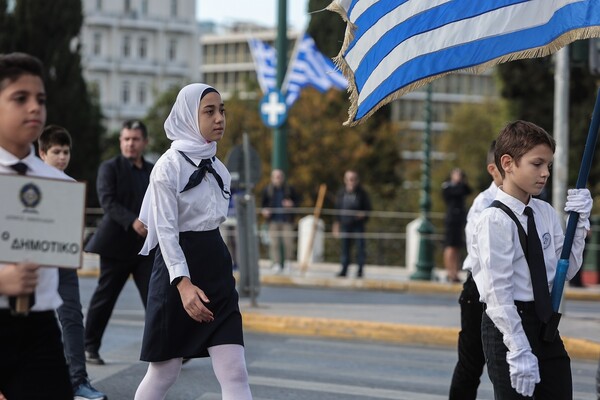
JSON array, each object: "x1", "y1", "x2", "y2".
[
  {"x1": 471, "y1": 187, "x2": 586, "y2": 352},
  {"x1": 0, "y1": 145, "x2": 71, "y2": 311},
  {"x1": 462, "y1": 182, "x2": 499, "y2": 272}
]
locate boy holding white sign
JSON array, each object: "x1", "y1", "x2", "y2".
[{"x1": 0, "y1": 53, "x2": 73, "y2": 399}]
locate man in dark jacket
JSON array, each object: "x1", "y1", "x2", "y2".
[
  {"x1": 261, "y1": 169, "x2": 300, "y2": 273},
  {"x1": 333, "y1": 170, "x2": 371, "y2": 278},
  {"x1": 84, "y1": 120, "x2": 154, "y2": 365}
]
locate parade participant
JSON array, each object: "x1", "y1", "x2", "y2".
[
  {"x1": 0, "y1": 52, "x2": 72, "y2": 399},
  {"x1": 135, "y1": 83, "x2": 252, "y2": 400},
  {"x1": 38, "y1": 125, "x2": 106, "y2": 400},
  {"x1": 471, "y1": 121, "x2": 591, "y2": 399},
  {"x1": 449, "y1": 141, "x2": 501, "y2": 400}
]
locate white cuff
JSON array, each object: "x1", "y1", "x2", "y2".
[
  {"x1": 503, "y1": 333, "x2": 531, "y2": 353},
  {"x1": 167, "y1": 262, "x2": 190, "y2": 285}
]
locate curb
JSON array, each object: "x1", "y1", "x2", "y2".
[{"x1": 241, "y1": 312, "x2": 600, "y2": 361}]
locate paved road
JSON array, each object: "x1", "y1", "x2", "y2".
[{"x1": 79, "y1": 278, "x2": 599, "y2": 399}]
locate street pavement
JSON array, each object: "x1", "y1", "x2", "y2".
[{"x1": 79, "y1": 254, "x2": 600, "y2": 362}]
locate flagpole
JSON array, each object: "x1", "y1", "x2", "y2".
[
  {"x1": 272, "y1": 0, "x2": 288, "y2": 172},
  {"x1": 411, "y1": 84, "x2": 435, "y2": 280},
  {"x1": 550, "y1": 87, "x2": 600, "y2": 310}
]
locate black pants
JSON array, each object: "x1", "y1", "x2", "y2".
[
  {"x1": 85, "y1": 254, "x2": 153, "y2": 353},
  {"x1": 482, "y1": 302, "x2": 572, "y2": 400},
  {"x1": 449, "y1": 274, "x2": 485, "y2": 400},
  {"x1": 0, "y1": 310, "x2": 72, "y2": 399}
]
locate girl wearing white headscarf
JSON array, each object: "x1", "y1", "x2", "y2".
[{"x1": 135, "y1": 84, "x2": 252, "y2": 400}]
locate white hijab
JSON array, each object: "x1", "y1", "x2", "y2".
[
  {"x1": 139, "y1": 83, "x2": 220, "y2": 254},
  {"x1": 166, "y1": 83, "x2": 219, "y2": 159}
]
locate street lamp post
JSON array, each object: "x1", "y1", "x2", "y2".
[
  {"x1": 411, "y1": 84, "x2": 435, "y2": 280},
  {"x1": 272, "y1": 0, "x2": 288, "y2": 172}
]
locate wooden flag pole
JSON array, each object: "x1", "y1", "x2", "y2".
[{"x1": 300, "y1": 184, "x2": 327, "y2": 275}]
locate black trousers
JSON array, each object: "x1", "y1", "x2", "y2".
[
  {"x1": 449, "y1": 274, "x2": 486, "y2": 400},
  {"x1": 85, "y1": 254, "x2": 153, "y2": 353},
  {"x1": 0, "y1": 310, "x2": 72, "y2": 399},
  {"x1": 482, "y1": 302, "x2": 572, "y2": 400}
]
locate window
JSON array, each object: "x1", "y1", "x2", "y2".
[
  {"x1": 124, "y1": 0, "x2": 131, "y2": 12},
  {"x1": 95, "y1": 0, "x2": 102, "y2": 10},
  {"x1": 92, "y1": 32, "x2": 102, "y2": 56},
  {"x1": 141, "y1": 0, "x2": 148, "y2": 15},
  {"x1": 122, "y1": 81, "x2": 130, "y2": 104},
  {"x1": 168, "y1": 38, "x2": 177, "y2": 60},
  {"x1": 170, "y1": 0, "x2": 177, "y2": 17},
  {"x1": 139, "y1": 37, "x2": 147, "y2": 59},
  {"x1": 138, "y1": 83, "x2": 147, "y2": 105},
  {"x1": 122, "y1": 35, "x2": 131, "y2": 57}
]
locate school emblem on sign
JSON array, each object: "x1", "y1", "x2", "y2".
[{"x1": 20, "y1": 183, "x2": 41, "y2": 211}]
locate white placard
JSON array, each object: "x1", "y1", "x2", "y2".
[{"x1": 0, "y1": 174, "x2": 86, "y2": 268}]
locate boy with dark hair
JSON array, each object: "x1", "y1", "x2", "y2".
[
  {"x1": 38, "y1": 125, "x2": 107, "y2": 400},
  {"x1": 0, "y1": 52, "x2": 73, "y2": 398},
  {"x1": 472, "y1": 120, "x2": 592, "y2": 399},
  {"x1": 449, "y1": 140, "x2": 502, "y2": 399}
]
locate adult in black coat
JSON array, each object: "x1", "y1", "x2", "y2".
[
  {"x1": 84, "y1": 120, "x2": 154, "y2": 365},
  {"x1": 333, "y1": 170, "x2": 371, "y2": 278}
]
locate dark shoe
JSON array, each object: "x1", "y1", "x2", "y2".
[
  {"x1": 73, "y1": 379, "x2": 106, "y2": 400},
  {"x1": 357, "y1": 269, "x2": 364, "y2": 278},
  {"x1": 336, "y1": 270, "x2": 347, "y2": 277},
  {"x1": 85, "y1": 351, "x2": 105, "y2": 365},
  {"x1": 182, "y1": 357, "x2": 191, "y2": 364}
]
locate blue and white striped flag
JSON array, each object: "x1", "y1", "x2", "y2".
[
  {"x1": 248, "y1": 35, "x2": 347, "y2": 107},
  {"x1": 328, "y1": 0, "x2": 600, "y2": 125},
  {"x1": 247, "y1": 38, "x2": 277, "y2": 94},
  {"x1": 284, "y1": 33, "x2": 348, "y2": 106}
]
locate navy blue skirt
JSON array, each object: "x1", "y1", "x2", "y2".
[{"x1": 140, "y1": 229, "x2": 244, "y2": 362}]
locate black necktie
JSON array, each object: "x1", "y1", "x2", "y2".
[
  {"x1": 10, "y1": 161, "x2": 28, "y2": 175},
  {"x1": 523, "y1": 206, "x2": 553, "y2": 323},
  {"x1": 178, "y1": 151, "x2": 230, "y2": 198},
  {"x1": 8, "y1": 162, "x2": 36, "y2": 314}
]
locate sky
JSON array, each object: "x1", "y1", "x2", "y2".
[{"x1": 196, "y1": 0, "x2": 311, "y2": 30}]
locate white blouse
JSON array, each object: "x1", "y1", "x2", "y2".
[
  {"x1": 462, "y1": 182, "x2": 498, "y2": 272},
  {"x1": 0, "y1": 145, "x2": 71, "y2": 311},
  {"x1": 139, "y1": 148, "x2": 230, "y2": 284},
  {"x1": 471, "y1": 188, "x2": 586, "y2": 352}
]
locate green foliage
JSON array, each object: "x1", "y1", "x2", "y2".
[
  {"x1": 0, "y1": 0, "x2": 105, "y2": 206},
  {"x1": 307, "y1": 0, "x2": 346, "y2": 58},
  {"x1": 143, "y1": 86, "x2": 181, "y2": 154},
  {"x1": 435, "y1": 100, "x2": 510, "y2": 199}
]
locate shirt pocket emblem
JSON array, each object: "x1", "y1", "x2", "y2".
[{"x1": 542, "y1": 233, "x2": 551, "y2": 249}]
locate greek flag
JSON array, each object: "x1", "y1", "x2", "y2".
[
  {"x1": 248, "y1": 34, "x2": 347, "y2": 107},
  {"x1": 247, "y1": 38, "x2": 277, "y2": 95},
  {"x1": 328, "y1": 0, "x2": 600, "y2": 125},
  {"x1": 284, "y1": 33, "x2": 348, "y2": 106}
]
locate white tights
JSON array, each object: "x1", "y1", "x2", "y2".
[{"x1": 134, "y1": 344, "x2": 252, "y2": 400}]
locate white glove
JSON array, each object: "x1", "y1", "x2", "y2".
[
  {"x1": 564, "y1": 188, "x2": 593, "y2": 230},
  {"x1": 506, "y1": 348, "x2": 540, "y2": 397}
]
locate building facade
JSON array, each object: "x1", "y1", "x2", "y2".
[{"x1": 80, "y1": 0, "x2": 200, "y2": 132}]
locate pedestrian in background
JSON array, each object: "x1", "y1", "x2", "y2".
[
  {"x1": 333, "y1": 170, "x2": 371, "y2": 278},
  {"x1": 442, "y1": 167, "x2": 471, "y2": 282},
  {"x1": 0, "y1": 52, "x2": 72, "y2": 399},
  {"x1": 261, "y1": 169, "x2": 300, "y2": 273},
  {"x1": 449, "y1": 141, "x2": 501, "y2": 400},
  {"x1": 84, "y1": 120, "x2": 154, "y2": 365},
  {"x1": 135, "y1": 83, "x2": 252, "y2": 400},
  {"x1": 38, "y1": 125, "x2": 106, "y2": 400},
  {"x1": 471, "y1": 121, "x2": 591, "y2": 399}
]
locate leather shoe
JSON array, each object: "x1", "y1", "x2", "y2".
[{"x1": 85, "y1": 351, "x2": 105, "y2": 365}]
